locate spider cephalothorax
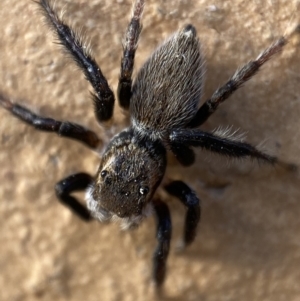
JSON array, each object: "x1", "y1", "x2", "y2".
[
  {"x1": 88, "y1": 128, "x2": 166, "y2": 227},
  {"x1": 0, "y1": 0, "x2": 294, "y2": 288}
]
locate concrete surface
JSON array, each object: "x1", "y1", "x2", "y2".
[{"x1": 0, "y1": 0, "x2": 300, "y2": 300}]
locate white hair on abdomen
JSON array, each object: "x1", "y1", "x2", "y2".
[{"x1": 130, "y1": 25, "x2": 205, "y2": 137}]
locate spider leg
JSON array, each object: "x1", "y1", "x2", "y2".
[
  {"x1": 188, "y1": 37, "x2": 288, "y2": 127},
  {"x1": 170, "y1": 129, "x2": 278, "y2": 163},
  {"x1": 152, "y1": 199, "x2": 172, "y2": 287},
  {"x1": 0, "y1": 94, "x2": 100, "y2": 149},
  {"x1": 165, "y1": 181, "x2": 200, "y2": 247},
  {"x1": 170, "y1": 143, "x2": 196, "y2": 166},
  {"x1": 38, "y1": 0, "x2": 115, "y2": 123},
  {"x1": 117, "y1": 0, "x2": 144, "y2": 110},
  {"x1": 55, "y1": 173, "x2": 93, "y2": 221}
]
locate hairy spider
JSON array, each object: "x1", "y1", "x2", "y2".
[{"x1": 0, "y1": 0, "x2": 295, "y2": 288}]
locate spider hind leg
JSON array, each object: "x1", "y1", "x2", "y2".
[
  {"x1": 38, "y1": 0, "x2": 115, "y2": 123},
  {"x1": 117, "y1": 0, "x2": 144, "y2": 110},
  {"x1": 189, "y1": 37, "x2": 288, "y2": 127}
]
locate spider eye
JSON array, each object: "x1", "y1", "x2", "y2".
[
  {"x1": 139, "y1": 186, "x2": 149, "y2": 195},
  {"x1": 100, "y1": 170, "x2": 108, "y2": 178}
]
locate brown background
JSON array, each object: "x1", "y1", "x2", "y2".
[{"x1": 0, "y1": 0, "x2": 300, "y2": 300}]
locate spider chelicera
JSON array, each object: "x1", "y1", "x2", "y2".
[{"x1": 0, "y1": 0, "x2": 295, "y2": 287}]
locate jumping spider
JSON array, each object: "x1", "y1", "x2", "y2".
[{"x1": 0, "y1": 0, "x2": 294, "y2": 287}]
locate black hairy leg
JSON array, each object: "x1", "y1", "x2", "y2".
[
  {"x1": 55, "y1": 173, "x2": 94, "y2": 221},
  {"x1": 170, "y1": 142, "x2": 196, "y2": 166},
  {"x1": 165, "y1": 181, "x2": 200, "y2": 247},
  {"x1": 117, "y1": 0, "x2": 144, "y2": 110},
  {"x1": 152, "y1": 199, "x2": 172, "y2": 287},
  {"x1": 170, "y1": 128, "x2": 278, "y2": 163},
  {"x1": 38, "y1": 0, "x2": 115, "y2": 122},
  {"x1": 0, "y1": 94, "x2": 100, "y2": 149},
  {"x1": 188, "y1": 37, "x2": 288, "y2": 127}
]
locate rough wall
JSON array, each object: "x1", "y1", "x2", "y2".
[{"x1": 0, "y1": 0, "x2": 300, "y2": 300}]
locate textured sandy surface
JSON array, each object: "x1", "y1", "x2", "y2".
[{"x1": 1, "y1": 0, "x2": 300, "y2": 300}]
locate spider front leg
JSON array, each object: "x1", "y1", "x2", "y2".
[
  {"x1": 38, "y1": 0, "x2": 115, "y2": 123},
  {"x1": 117, "y1": 0, "x2": 144, "y2": 109},
  {"x1": 152, "y1": 199, "x2": 172, "y2": 287},
  {"x1": 165, "y1": 181, "x2": 201, "y2": 247},
  {"x1": 55, "y1": 173, "x2": 94, "y2": 221},
  {"x1": 0, "y1": 94, "x2": 100, "y2": 149},
  {"x1": 188, "y1": 37, "x2": 288, "y2": 127}
]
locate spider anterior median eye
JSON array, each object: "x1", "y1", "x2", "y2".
[
  {"x1": 100, "y1": 170, "x2": 108, "y2": 178},
  {"x1": 139, "y1": 186, "x2": 149, "y2": 195}
]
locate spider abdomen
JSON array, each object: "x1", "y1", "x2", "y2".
[{"x1": 130, "y1": 25, "x2": 205, "y2": 138}]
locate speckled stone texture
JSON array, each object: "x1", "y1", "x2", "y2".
[{"x1": 0, "y1": 1, "x2": 300, "y2": 300}]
